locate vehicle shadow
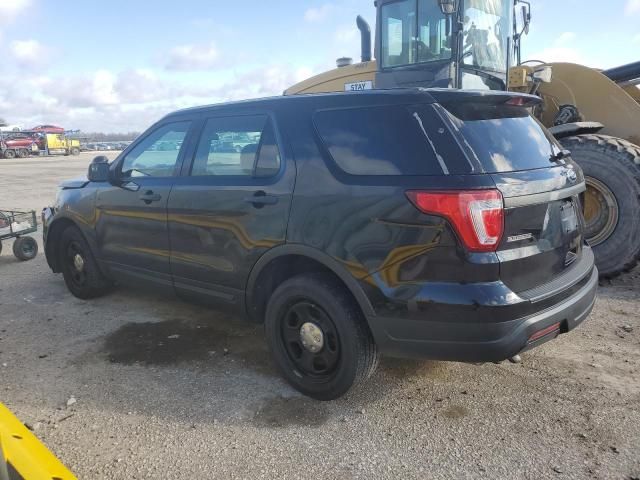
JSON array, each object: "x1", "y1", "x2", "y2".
[{"x1": 74, "y1": 286, "x2": 449, "y2": 426}]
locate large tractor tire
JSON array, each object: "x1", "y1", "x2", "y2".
[
  {"x1": 2, "y1": 149, "x2": 16, "y2": 159},
  {"x1": 560, "y1": 134, "x2": 640, "y2": 278}
]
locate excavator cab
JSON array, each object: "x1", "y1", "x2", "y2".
[{"x1": 374, "y1": 0, "x2": 513, "y2": 90}]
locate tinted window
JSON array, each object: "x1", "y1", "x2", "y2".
[
  {"x1": 315, "y1": 104, "x2": 471, "y2": 176},
  {"x1": 121, "y1": 121, "x2": 191, "y2": 178},
  {"x1": 191, "y1": 115, "x2": 281, "y2": 177},
  {"x1": 439, "y1": 103, "x2": 561, "y2": 173}
]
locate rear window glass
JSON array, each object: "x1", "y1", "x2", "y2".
[
  {"x1": 314, "y1": 105, "x2": 472, "y2": 176},
  {"x1": 439, "y1": 103, "x2": 561, "y2": 173}
]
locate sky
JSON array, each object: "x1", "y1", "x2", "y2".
[{"x1": 0, "y1": 0, "x2": 638, "y2": 133}]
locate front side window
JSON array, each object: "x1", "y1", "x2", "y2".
[
  {"x1": 462, "y1": 0, "x2": 510, "y2": 72},
  {"x1": 381, "y1": 0, "x2": 451, "y2": 68},
  {"x1": 121, "y1": 121, "x2": 191, "y2": 178},
  {"x1": 191, "y1": 115, "x2": 281, "y2": 177}
]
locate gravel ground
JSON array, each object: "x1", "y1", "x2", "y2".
[{"x1": 1, "y1": 153, "x2": 639, "y2": 479}]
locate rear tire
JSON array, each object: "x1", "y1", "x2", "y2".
[
  {"x1": 59, "y1": 225, "x2": 112, "y2": 299},
  {"x1": 265, "y1": 272, "x2": 379, "y2": 400},
  {"x1": 13, "y1": 236, "x2": 38, "y2": 261},
  {"x1": 17, "y1": 149, "x2": 29, "y2": 158},
  {"x1": 71, "y1": 147, "x2": 80, "y2": 156},
  {"x1": 3, "y1": 149, "x2": 16, "y2": 159},
  {"x1": 561, "y1": 134, "x2": 640, "y2": 278}
]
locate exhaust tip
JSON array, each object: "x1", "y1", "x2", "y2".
[{"x1": 356, "y1": 15, "x2": 372, "y2": 63}]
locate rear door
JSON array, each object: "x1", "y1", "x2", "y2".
[
  {"x1": 436, "y1": 99, "x2": 588, "y2": 296},
  {"x1": 167, "y1": 112, "x2": 295, "y2": 309}
]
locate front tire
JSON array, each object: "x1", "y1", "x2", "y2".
[
  {"x1": 13, "y1": 236, "x2": 38, "y2": 261},
  {"x1": 265, "y1": 273, "x2": 379, "y2": 400},
  {"x1": 561, "y1": 135, "x2": 640, "y2": 278},
  {"x1": 59, "y1": 225, "x2": 112, "y2": 299}
]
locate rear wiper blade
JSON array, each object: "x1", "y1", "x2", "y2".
[{"x1": 550, "y1": 149, "x2": 572, "y2": 162}]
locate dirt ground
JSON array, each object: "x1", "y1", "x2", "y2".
[{"x1": 0, "y1": 153, "x2": 639, "y2": 479}]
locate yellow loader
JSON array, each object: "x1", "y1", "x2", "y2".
[{"x1": 286, "y1": 0, "x2": 640, "y2": 278}]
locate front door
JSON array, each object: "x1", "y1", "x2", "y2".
[
  {"x1": 168, "y1": 113, "x2": 295, "y2": 309},
  {"x1": 95, "y1": 120, "x2": 193, "y2": 289}
]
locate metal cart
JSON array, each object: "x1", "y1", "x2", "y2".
[{"x1": 0, "y1": 210, "x2": 39, "y2": 261}]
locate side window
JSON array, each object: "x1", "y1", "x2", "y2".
[
  {"x1": 191, "y1": 115, "x2": 281, "y2": 177},
  {"x1": 314, "y1": 105, "x2": 472, "y2": 176},
  {"x1": 121, "y1": 121, "x2": 191, "y2": 178}
]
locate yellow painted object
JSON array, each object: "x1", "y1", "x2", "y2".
[
  {"x1": 535, "y1": 62, "x2": 640, "y2": 146},
  {"x1": 285, "y1": 61, "x2": 377, "y2": 95},
  {"x1": 0, "y1": 403, "x2": 77, "y2": 480},
  {"x1": 45, "y1": 134, "x2": 81, "y2": 156}
]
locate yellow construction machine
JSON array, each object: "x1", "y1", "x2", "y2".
[{"x1": 286, "y1": 0, "x2": 640, "y2": 278}]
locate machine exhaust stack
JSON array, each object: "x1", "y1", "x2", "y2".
[{"x1": 356, "y1": 15, "x2": 372, "y2": 62}]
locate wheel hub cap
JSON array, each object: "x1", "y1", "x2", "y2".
[
  {"x1": 73, "y1": 253, "x2": 85, "y2": 272},
  {"x1": 299, "y1": 322, "x2": 324, "y2": 353}
]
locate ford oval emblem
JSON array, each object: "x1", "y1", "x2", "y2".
[{"x1": 566, "y1": 168, "x2": 578, "y2": 184}]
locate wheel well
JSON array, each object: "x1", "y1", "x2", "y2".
[
  {"x1": 45, "y1": 218, "x2": 76, "y2": 272},
  {"x1": 247, "y1": 255, "x2": 362, "y2": 324}
]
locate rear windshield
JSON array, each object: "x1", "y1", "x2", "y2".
[
  {"x1": 314, "y1": 105, "x2": 473, "y2": 176},
  {"x1": 438, "y1": 102, "x2": 561, "y2": 173}
]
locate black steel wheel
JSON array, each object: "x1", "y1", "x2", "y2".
[
  {"x1": 3, "y1": 149, "x2": 16, "y2": 159},
  {"x1": 13, "y1": 236, "x2": 38, "y2": 261},
  {"x1": 265, "y1": 272, "x2": 379, "y2": 400},
  {"x1": 17, "y1": 149, "x2": 29, "y2": 158},
  {"x1": 280, "y1": 301, "x2": 341, "y2": 379},
  {"x1": 59, "y1": 225, "x2": 112, "y2": 299}
]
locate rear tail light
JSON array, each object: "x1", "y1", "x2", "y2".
[{"x1": 406, "y1": 190, "x2": 504, "y2": 252}]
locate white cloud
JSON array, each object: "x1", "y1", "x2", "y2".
[
  {"x1": 0, "y1": 60, "x2": 321, "y2": 132},
  {"x1": 9, "y1": 39, "x2": 47, "y2": 67},
  {"x1": 554, "y1": 32, "x2": 576, "y2": 45},
  {"x1": 164, "y1": 42, "x2": 219, "y2": 71},
  {"x1": 304, "y1": 4, "x2": 333, "y2": 22},
  {"x1": 334, "y1": 25, "x2": 358, "y2": 44},
  {"x1": 0, "y1": 0, "x2": 30, "y2": 26},
  {"x1": 626, "y1": 0, "x2": 640, "y2": 14}
]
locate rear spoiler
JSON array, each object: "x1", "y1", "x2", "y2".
[
  {"x1": 0, "y1": 403, "x2": 77, "y2": 480},
  {"x1": 422, "y1": 88, "x2": 542, "y2": 107}
]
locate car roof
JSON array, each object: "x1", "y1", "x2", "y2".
[
  {"x1": 165, "y1": 89, "x2": 439, "y2": 117},
  {"x1": 162, "y1": 88, "x2": 539, "y2": 122}
]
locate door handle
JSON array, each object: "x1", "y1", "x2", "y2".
[
  {"x1": 244, "y1": 191, "x2": 279, "y2": 208},
  {"x1": 139, "y1": 191, "x2": 162, "y2": 204}
]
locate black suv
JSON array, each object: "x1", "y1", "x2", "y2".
[{"x1": 43, "y1": 89, "x2": 597, "y2": 400}]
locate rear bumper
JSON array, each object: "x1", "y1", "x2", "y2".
[{"x1": 366, "y1": 266, "x2": 598, "y2": 363}]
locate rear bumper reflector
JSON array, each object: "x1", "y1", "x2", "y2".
[{"x1": 528, "y1": 322, "x2": 561, "y2": 343}]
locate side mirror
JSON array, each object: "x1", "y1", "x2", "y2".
[
  {"x1": 88, "y1": 156, "x2": 110, "y2": 182},
  {"x1": 521, "y1": 5, "x2": 531, "y2": 35}
]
